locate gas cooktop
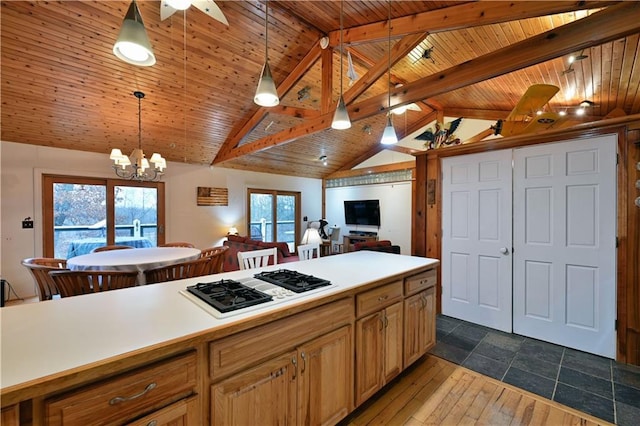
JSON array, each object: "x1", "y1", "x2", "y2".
[
  {"x1": 254, "y1": 269, "x2": 332, "y2": 293},
  {"x1": 181, "y1": 269, "x2": 333, "y2": 319}
]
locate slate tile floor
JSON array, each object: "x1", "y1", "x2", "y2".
[{"x1": 430, "y1": 315, "x2": 640, "y2": 425}]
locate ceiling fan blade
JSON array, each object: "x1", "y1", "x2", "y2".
[
  {"x1": 160, "y1": 2, "x2": 178, "y2": 21},
  {"x1": 193, "y1": 0, "x2": 229, "y2": 26}
]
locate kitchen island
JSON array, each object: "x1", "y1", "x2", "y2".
[{"x1": 1, "y1": 251, "x2": 439, "y2": 425}]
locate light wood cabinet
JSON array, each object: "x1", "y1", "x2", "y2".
[
  {"x1": 297, "y1": 326, "x2": 353, "y2": 426},
  {"x1": 355, "y1": 300, "x2": 403, "y2": 406},
  {"x1": 126, "y1": 396, "x2": 197, "y2": 426},
  {"x1": 1, "y1": 404, "x2": 19, "y2": 426},
  {"x1": 404, "y1": 286, "x2": 436, "y2": 367},
  {"x1": 44, "y1": 351, "x2": 197, "y2": 426},
  {"x1": 212, "y1": 351, "x2": 298, "y2": 426},
  {"x1": 212, "y1": 325, "x2": 353, "y2": 426}
]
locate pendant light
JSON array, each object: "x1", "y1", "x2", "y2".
[
  {"x1": 331, "y1": 0, "x2": 351, "y2": 130},
  {"x1": 380, "y1": 0, "x2": 398, "y2": 145},
  {"x1": 254, "y1": 0, "x2": 279, "y2": 107},
  {"x1": 113, "y1": 0, "x2": 156, "y2": 67}
]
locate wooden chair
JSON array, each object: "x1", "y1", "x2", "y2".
[
  {"x1": 144, "y1": 256, "x2": 212, "y2": 284},
  {"x1": 21, "y1": 257, "x2": 67, "y2": 301},
  {"x1": 91, "y1": 245, "x2": 134, "y2": 253},
  {"x1": 48, "y1": 270, "x2": 138, "y2": 297},
  {"x1": 159, "y1": 242, "x2": 196, "y2": 248},
  {"x1": 237, "y1": 247, "x2": 278, "y2": 270},
  {"x1": 297, "y1": 243, "x2": 320, "y2": 260},
  {"x1": 200, "y1": 245, "x2": 229, "y2": 274}
]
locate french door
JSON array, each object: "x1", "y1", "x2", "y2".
[
  {"x1": 441, "y1": 150, "x2": 514, "y2": 332},
  {"x1": 441, "y1": 136, "x2": 617, "y2": 357},
  {"x1": 43, "y1": 175, "x2": 165, "y2": 259},
  {"x1": 247, "y1": 189, "x2": 300, "y2": 252}
]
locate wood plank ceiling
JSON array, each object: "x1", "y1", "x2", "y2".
[{"x1": 2, "y1": 1, "x2": 640, "y2": 179}]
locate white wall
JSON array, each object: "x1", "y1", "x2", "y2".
[
  {"x1": 1, "y1": 141, "x2": 322, "y2": 298},
  {"x1": 325, "y1": 181, "x2": 412, "y2": 254}
]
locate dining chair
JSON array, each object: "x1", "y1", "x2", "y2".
[
  {"x1": 48, "y1": 270, "x2": 138, "y2": 297},
  {"x1": 91, "y1": 245, "x2": 134, "y2": 253},
  {"x1": 144, "y1": 256, "x2": 212, "y2": 284},
  {"x1": 200, "y1": 245, "x2": 229, "y2": 274},
  {"x1": 21, "y1": 257, "x2": 67, "y2": 301},
  {"x1": 297, "y1": 243, "x2": 320, "y2": 261},
  {"x1": 237, "y1": 248, "x2": 278, "y2": 270},
  {"x1": 159, "y1": 242, "x2": 196, "y2": 248},
  {"x1": 329, "y1": 227, "x2": 343, "y2": 254}
]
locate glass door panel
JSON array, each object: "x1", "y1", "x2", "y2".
[
  {"x1": 52, "y1": 182, "x2": 107, "y2": 259},
  {"x1": 249, "y1": 193, "x2": 273, "y2": 242},
  {"x1": 114, "y1": 185, "x2": 158, "y2": 247},
  {"x1": 277, "y1": 194, "x2": 296, "y2": 252}
]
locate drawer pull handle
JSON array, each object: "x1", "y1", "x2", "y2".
[
  {"x1": 147, "y1": 421, "x2": 157, "y2": 426},
  {"x1": 378, "y1": 295, "x2": 388, "y2": 302},
  {"x1": 109, "y1": 382, "x2": 157, "y2": 405},
  {"x1": 300, "y1": 352, "x2": 307, "y2": 374},
  {"x1": 292, "y1": 357, "x2": 298, "y2": 380}
]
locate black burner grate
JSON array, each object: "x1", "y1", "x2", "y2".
[
  {"x1": 254, "y1": 269, "x2": 331, "y2": 293},
  {"x1": 187, "y1": 279, "x2": 272, "y2": 313}
]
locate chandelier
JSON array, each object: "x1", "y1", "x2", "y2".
[{"x1": 110, "y1": 91, "x2": 166, "y2": 181}]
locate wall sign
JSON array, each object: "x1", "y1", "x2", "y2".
[{"x1": 197, "y1": 187, "x2": 228, "y2": 206}]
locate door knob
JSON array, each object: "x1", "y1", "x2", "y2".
[{"x1": 499, "y1": 247, "x2": 509, "y2": 255}]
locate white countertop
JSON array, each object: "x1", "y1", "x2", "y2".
[{"x1": 1, "y1": 251, "x2": 438, "y2": 393}]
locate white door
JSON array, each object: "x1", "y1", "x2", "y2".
[
  {"x1": 513, "y1": 136, "x2": 617, "y2": 358},
  {"x1": 441, "y1": 150, "x2": 513, "y2": 332}
]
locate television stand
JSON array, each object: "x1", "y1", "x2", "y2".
[{"x1": 343, "y1": 234, "x2": 378, "y2": 252}]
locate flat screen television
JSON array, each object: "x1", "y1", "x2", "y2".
[{"x1": 344, "y1": 200, "x2": 381, "y2": 226}]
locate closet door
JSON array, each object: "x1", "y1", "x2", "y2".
[
  {"x1": 441, "y1": 150, "x2": 513, "y2": 332},
  {"x1": 513, "y1": 135, "x2": 617, "y2": 358}
]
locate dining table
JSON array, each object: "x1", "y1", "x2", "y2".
[
  {"x1": 66, "y1": 247, "x2": 202, "y2": 285},
  {"x1": 66, "y1": 236, "x2": 154, "y2": 258}
]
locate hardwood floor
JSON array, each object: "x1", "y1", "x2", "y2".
[{"x1": 340, "y1": 355, "x2": 614, "y2": 426}]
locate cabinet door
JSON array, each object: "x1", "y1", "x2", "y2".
[
  {"x1": 404, "y1": 287, "x2": 436, "y2": 367},
  {"x1": 126, "y1": 396, "x2": 197, "y2": 425},
  {"x1": 355, "y1": 312, "x2": 383, "y2": 406},
  {"x1": 298, "y1": 326, "x2": 353, "y2": 426},
  {"x1": 1, "y1": 405, "x2": 19, "y2": 426},
  {"x1": 211, "y1": 351, "x2": 297, "y2": 426},
  {"x1": 382, "y1": 302, "x2": 403, "y2": 383}
]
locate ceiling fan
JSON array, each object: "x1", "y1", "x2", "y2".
[{"x1": 160, "y1": 0, "x2": 228, "y2": 26}]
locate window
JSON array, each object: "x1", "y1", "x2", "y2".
[
  {"x1": 247, "y1": 189, "x2": 300, "y2": 252},
  {"x1": 43, "y1": 175, "x2": 165, "y2": 258}
]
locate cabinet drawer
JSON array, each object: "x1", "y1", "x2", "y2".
[
  {"x1": 404, "y1": 269, "x2": 436, "y2": 295},
  {"x1": 210, "y1": 298, "x2": 353, "y2": 380},
  {"x1": 45, "y1": 351, "x2": 197, "y2": 426},
  {"x1": 356, "y1": 281, "x2": 402, "y2": 317}
]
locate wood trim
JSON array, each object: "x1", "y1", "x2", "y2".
[{"x1": 327, "y1": 161, "x2": 415, "y2": 180}]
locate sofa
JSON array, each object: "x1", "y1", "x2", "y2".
[
  {"x1": 222, "y1": 234, "x2": 299, "y2": 271},
  {"x1": 353, "y1": 240, "x2": 401, "y2": 254}
]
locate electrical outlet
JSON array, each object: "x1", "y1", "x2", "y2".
[{"x1": 22, "y1": 220, "x2": 34, "y2": 229}]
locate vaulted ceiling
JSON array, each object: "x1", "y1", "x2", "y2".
[{"x1": 2, "y1": 1, "x2": 640, "y2": 179}]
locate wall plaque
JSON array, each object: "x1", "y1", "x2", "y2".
[{"x1": 197, "y1": 187, "x2": 228, "y2": 206}]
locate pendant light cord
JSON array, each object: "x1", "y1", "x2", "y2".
[
  {"x1": 387, "y1": 0, "x2": 391, "y2": 111},
  {"x1": 264, "y1": 0, "x2": 269, "y2": 62},
  {"x1": 138, "y1": 93, "x2": 142, "y2": 150},
  {"x1": 339, "y1": 0, "x2": 344, "y2": 97}
]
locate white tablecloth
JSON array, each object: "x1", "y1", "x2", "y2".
[{"x1": 66, "y1": 247, "x2": 202, "y2": 284}]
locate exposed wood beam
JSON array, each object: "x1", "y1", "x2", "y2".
[
  {"x1": 321, "y1": 47, "x2": 333, "y2": 114},
  {"x1": 398, "y1": 111, "x2": 439, "y2": 140},
  {"x1": 443, "y1": 108, "x2": 510, "y2": 121},
  {"x1": 386, "y1": 145, "x2": 424, "y2": 156},
  {"x1": 330, "y1": 1, "x2": 617, "y2": 45},
  {"x1": 336, "y1": 145, "x2": 385, "y2": 172},
  {"x1": 213, "y1": 2, "x2": 639, "y2": 164},
  {"x1": 214, "y1": 42, "x2": 323, "y2": 162}
]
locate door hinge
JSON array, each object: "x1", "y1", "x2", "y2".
[
  {"x1": 616, "y1": 153, "x2": 619, "y2": 165},
  {"x1": 615, "y1": 319, "x2": 618, "y2": 330},
  {"x1": 616, "y1": 237, "x2": 619, "y2": 248}
]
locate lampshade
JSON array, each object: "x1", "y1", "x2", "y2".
[
  {"x1": 166, "y1": 0, "x2": 192, "y2": 10},
  {"x1": 332, "y1": 95, "x2": 351, "y2": 129},
  {"x1": 113, "y1": 0, "x2": 156, "y2": 67},
  {"x1": 301, "y1": 228, "x2": 323, "y2": 245},
  {"x1": 228, "y1": 226, "x2": 239, "y2": 235},
  {"x1": 254, "y1": 61, "x2": 279, "y2": 107},
  {"x1": 380, "y1": 114, "x2": 398, "y2": 145}
]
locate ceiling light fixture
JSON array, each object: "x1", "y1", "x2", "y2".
[
  {"x1": 380, "y1": 0, "x2": 398, "y2": 145},
  {"x1": 254, "y1": 0, "x2": 279, "y2": 107},
  {"x1": 110, "y1": 91, "x2": 166, "y2": 181},
  {"x1": 319, "y1": 155, "x2": 328, "y2": 166},
  {"x1": 113, "y1": 0, "x2": 156, "y2": 67},
  {"x1": 331, "y1": 0, "x2": 351, "y2": 130}
]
